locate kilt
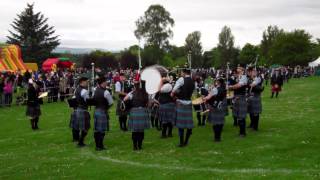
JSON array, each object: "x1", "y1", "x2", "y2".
[
  {"x1": 232, "y1": 95, "x2": 247, "y2": 119},
  {"x1": 128, "y1": 107, "x2": 150, "y2": 132},
  {"x1": 247, "y1": 95, "x2": 262, "y2": 115},
  {"x1": 208, "y1": 105, "x2": 225, "y2": 125},
  {"x1": 175, "y1": 101, "x2": 194, "y2": 129},
  {"x1": 271, "y1": 84, "x2": 282, "y2": 92},
  {"x1": 26, "y1": 105, "x2": 41, "y2": 118},
  {"x1": 94, "y1": 109, "x2": 109, "y2": 132},
  {"x1": 71, "y1": 108, "x2": 91, "y2": 131},
  {"x1": 158, "y1": 103, "x2": 176, "y2": 124},
  {"x1": 116, "y1": 100, "x2": 128, "y2": 117}
]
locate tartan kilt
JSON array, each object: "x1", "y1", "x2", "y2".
[
  {"x1": 26, "y1": 105, "x2": 41, "y2": 118},
  {"x1": 247, "y1": 95, "x2": 262, "y2": 114},
  {"x1": 208, "y1": 105, "x2": 225, "y2": 125},
  {"x1": 128, "y1": 107, "x2": 150, "y2": 132},
  {"x1": 116, "y1": 100, "x2": 128, "y2": 117},
  {"x1": 232, "y1": 96, "x2": 247, "y2": 119},
  {"x1": 94, "y1": 109, "x2": 109, "y2": 132},
  {"x1": 271, "y1": 84, "x2": 282, "y2": 92},
  {"x1": 158, "y1": 103, "x2": 176, "y2": 124},
  {"x1": 69, "y1": 111, "x2": 76, "y2": 128},
  {"x1": 222, "y1": 98, "x2": 229, "y2": 116},
  {"x1": 175, "y1": 102, "x2": 194, "y2": 129},
  {"x1": 71, "y1": 108, "x2": 91, "y2": 131}
]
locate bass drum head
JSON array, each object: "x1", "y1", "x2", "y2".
[{"x1": 141, "y1": 65, "x2": 169, "y2": 94}]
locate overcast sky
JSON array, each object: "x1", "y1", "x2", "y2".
[{"x1": 0, "y1": 0, "x2": 319, "y2": 51}]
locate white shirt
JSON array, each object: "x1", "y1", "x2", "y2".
[
  {"x1": 115, "y1": 81, "x2": 121, "y2": 93},
  {"x1": 160, "y1": 83, "x2": 172, "y2": 93},
  {"x1": 210, "y1": 87, "x2": 218, "y2": 96},
  {"x1": 251, "y1": 77, "x2": 262, "y2": 86},
  {"x1": 80, "y1": 89, "x2": 89, "y2": 101},
  {"x1": 238, "y1": 75, "x2": 248, "y2": 86},
  {"x1": 104, "y1": 90, "x2": 113, "y2": 105}
]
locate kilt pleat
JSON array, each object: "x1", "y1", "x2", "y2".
[
  {"x1": 158, "y1": 103, "x2": 176, "y2": 124},
  {"x1": 232, "y1": 96, "x2": 247, "y2": 119},
  {"x1": 128, "y1": 107, "x2": 150, "y2": 132},
  {"x1": 71, "y1": 108, "x2": 91, "y2": 131},
  {"x1": 175, "y1": 102, "x2": 194, "y2": 129},
  {"x1": 94, "y1": 109, "x2": 109, "y2": 132},
  {"x1": 247, "y1": 95, "x2": 262, "y2": 114},
  {"x1": 26, "y1": 105, "x2": 41, "y2": 118},
  {"x1": 208, "y1": 104, "x2": 226, "y2": 125}
]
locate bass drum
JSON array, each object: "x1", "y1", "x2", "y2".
[{"x1": 141, "y1": 65, "x2": 169, "y2": 94}]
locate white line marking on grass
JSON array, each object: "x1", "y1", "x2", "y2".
[{"x1": 84, "y1": 151, "x2": 319, "y2": 174}]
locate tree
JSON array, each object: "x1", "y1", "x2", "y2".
[
  {"x1": 260, "y1": 25, "x2": 284, "y2": 60},
  {"x1": 239, "y1": 43, "x2": 259, "y2": 65},
  {"x1": 7, "y1": 3, "x2": 60, "y2": 63},
  {"x1": 217, "y1": 26, "x2": 236, "y2": 67},
  {"x1": 135, "y1": 4, "x2": 174, "y2": 64},
  {"x1": 269, "y1": 29, "x2": 315, "y2": 66},
  {"x1": 119, "y1": 46, "x2": 139, "y2": 69},
  {"x1": 82, "y1": 50, "x2": 117, "y2": 69},
  {"x1": 185, "y1": 31, "x2": 203, "y2": 68}
]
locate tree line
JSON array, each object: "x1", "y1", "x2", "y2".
[{"x1": 5, "y1": 3, "x2": 320, "y2": 69}]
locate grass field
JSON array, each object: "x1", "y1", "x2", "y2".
[{"x1": 0, "y1": 77, "x2": 320, "y2": 179}]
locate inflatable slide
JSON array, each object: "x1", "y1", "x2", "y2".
[{"x1": 0, "y1": 44, "x2": 27, "y2": 72}]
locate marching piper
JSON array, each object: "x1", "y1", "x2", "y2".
[
  {"x1": 228, "y1": 66, "x2": 248, "y2": 137},
  {"x1": 203, "y1": 78, "x2": 227, "y2": 142},
  {"x1": 124, "y1": 80, "x2": 150, "y2": 151},
  {"x1": 93, "y1": 77, "x2": 113, "y2": 151},
  {"x1": 171, "y1": 68, "x2": 195, "y2": 147},
  {"x1": 70, "y1": 77, "x2": 91, "y2": 147},
  {"x1": 247, "y1": 67, "x2": 263, "y2": 131}
]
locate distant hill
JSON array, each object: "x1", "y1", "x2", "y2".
[{"x1": 53, "y1": 47, "x2": 119, "y2": 54}]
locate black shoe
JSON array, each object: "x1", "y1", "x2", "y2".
[
  {"x1": 161, "y1": 135, "x2": 167, "y2": 139},
  {"x1": 214, "y1": 138, "x2": 221, "y2": 142},
  {"x1": 177, "y1": 143, "x2": 185, "y2": 147},
  {"x1": 96, "y1": 147, "x2": 104, "y2": 151},
  {"x1": 77, "y1": 143, "x2": 86, "y2": 148}
]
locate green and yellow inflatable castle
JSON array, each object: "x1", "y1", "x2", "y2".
[{"x1": 0, "y1": 44, "x2": 27, "y2": 72}]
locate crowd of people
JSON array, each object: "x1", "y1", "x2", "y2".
[{"x1": 0, "y1": 64, "x2": 316, "y2": 151}]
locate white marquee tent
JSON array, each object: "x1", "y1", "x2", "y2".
[{"x1": 308, "y1": 57, "x2": 320, "y2": 67}]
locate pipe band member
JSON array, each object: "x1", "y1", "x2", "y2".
[
  {"x1": 229, "y1": 66, "x2": 248, "y2": 137},
  {"x1": 171, "y1": 68, "x2": 195, "y2": 147},
  {"x1": 124, "y1": 80, "x2": 150, "y2": 151},
  {"x1": 156, "y1": 77, "x2": 175, "y2": 138},
  {"x1": 195, "y1": 77, "x2": 208, "y2": 126},
  {"x1": 26, "y1": 79, "x2": 41, "y2": 130},
  {"x1": 71, "y1": 77, "x2": 91, "y2": 147},
  {"x1": 203, "y1": 78, "x2": 227, "y2": 142},
  {"x1": 247, "y1": 67, "x2": 263, "y2": 131},
  {"x1": 115, "y1": 73, "x2": 132, "y2": 131},
  {"x1": 93, "y1": 77, "x2": 113, "y2": 151}
]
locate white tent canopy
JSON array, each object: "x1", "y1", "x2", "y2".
[{"x1": 308, "y1": 57, "x2": 320, "y2": 67}]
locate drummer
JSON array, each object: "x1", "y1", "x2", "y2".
[
  {"x1": 203, "y1": 78, "x2": 227, "y2": 142},
  {"x1": 195, "y1": 77, "x2": 208, "y2": 126}
]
